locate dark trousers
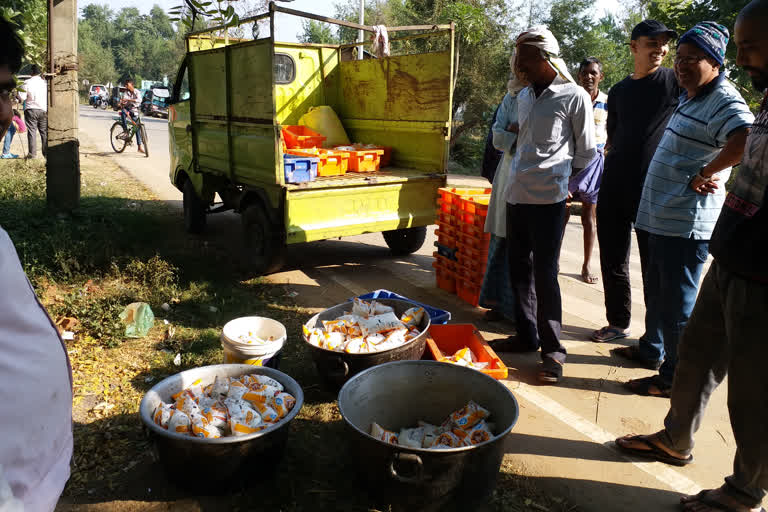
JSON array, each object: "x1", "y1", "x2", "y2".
[
  {"x1": 506, "y1": 201, "x2": 567, "y2": 363},
  {"x1": 595, "y1": 198, "x2": 651, "y2": 330},
  {"x1": 24, "y1": 108, "x2": 47, "y2": 158}
]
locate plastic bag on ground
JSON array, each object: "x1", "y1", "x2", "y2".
[{"x1": 119, "y1": 302, "x2": 155, "y2": 338}]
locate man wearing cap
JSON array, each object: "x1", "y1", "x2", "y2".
[
  {"x1": 615, "y1": 22, "x2": 753, "y2": 396},
  {"x1": 615, "y1": 1, "x2": 768, "y2": 509},
  {"x1": 592, "y1": 20, "x2": 682, "y2": 344},
  {"x1": 491, "y1": 26, "x2": 596, "y2": 384}
]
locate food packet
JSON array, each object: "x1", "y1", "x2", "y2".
[
  {"x1": 352, "y1": 298, "x2": 374, "y2": 318},
  {"x1": 466, "y1": 420, "x2": 492, "y2": 445},
  {"x1": 417, "y1": 421, "x2": 441, "y2": 448},
  {"x1": 208, "y1": 375, "x2": 230, "y2": 400},
  {"x1": 229, "y1": 413, "x2": 265, "y2": 436},
  {"x1": 452, "y1": 427, "x2": 470, "y2": 446},
  {"x1": 153, "y1": 403, "x2": 175, "y2": 429},
  {"x1": 405, "y1": 327, "x2": 421, "y2": 341},
  {"x1": 322, "y1": 319, "x2": 347, "y2": 334},
  {"x1": 270, "y1": 392, "x2": 296, "y2": 419},
  {"x1": 400, "y1": 307, "x2": 426, "y2": 328},
  {"x1": 376, "y1": 328, "x2": 408, "y2": 351},
  {"x1": 344, "y1": 337, "x2": 369, "y2": 354},
  {"x1": 226, "y1": 380, "x2": 250, "y2": 400},
  {"x1": 358, "y1": 312, "x2": 405, "y2": 336},
  {"x1": 371, "y1": 301, "x2": 394, "y2": 315},
  {"x1": 398, "y1": 427, "x2": 425, "y2": 449},
  {"x1": 243, "y1": 374, "x2": 284, "y2": 391},
  {"x1": 434, "y1": 431, "x2": 461, "y2": 448},
  {"x1": 303, "y1": 325, "x2": 324, "y2": 348},
  {"x1": 366, "y1": 333, "x2": 385, "y2": 346},
  {"x1": 175, "y1": 396, "x2": 201, "y2": 416},
  {"x1": 223, "y1": 397, "x2": 251, "y2": 418},
  {"x1": 198, "y1": 396, "x2": 220, "y2": 411},
  {"x1": 171, "y1": 378, "x2": 205, "y2": 402},
  {"x1": 168, "y1": 409, "x2": 191, "y2": 435},
  {"x1": 201, "y1": 402, "x2": 228, "y2": 429},
  {"x1": 450, "y1": 401, "x2": 490, "y2": 430},
  {"x1": 195, "y1": 423, "x2": 222, "y2": 439},
  {"x1": 371, "y1": 422, "x2": 399, "y2": 445},
  {"x1": 242, "y1": 384, "x2": 281, "y2": 405},
  {"x1": 251, "y1": 401, "x2": 279, "y2": 423},
  {"x1": 324, "y1": 331, "x2": 346, "y2": 351}
]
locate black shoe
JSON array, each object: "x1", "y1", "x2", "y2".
[{"x1": 490, "y1": 336, "x2": 538, "y2": 353}]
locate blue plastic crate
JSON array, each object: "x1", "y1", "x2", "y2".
[
  {"x1": 351, "y1": 289, "x2": 451, "y2": 324},
  {"x1": 283, "y1": 154, "x2": 318, "y2": 184}
]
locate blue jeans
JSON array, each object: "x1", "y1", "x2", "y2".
[
  {"x1": 120, "y1": 110, "x2": 143, "y2": 147},
  {"x1": 2, "y1": 123, "x2": 16, "y2": 155},
  {"x1": 639, "y1": 233, "x2": 709, "y2": 383}
]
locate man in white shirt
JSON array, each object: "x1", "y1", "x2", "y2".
[
  {"x1": 119, "y1": 78, "x2": 145, "y2": 153},
  {"x1": 0, "y1": 18, "x2": 73, "y2": 511},
  {"x1": 19, "y1": 64, "x2": 47, "y2": 159},
  {"x1": 492, "y1": 26, "x2": 596, "y2": 384}
]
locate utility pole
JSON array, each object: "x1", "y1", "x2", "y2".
[
  {"x1": 358, "y1": 0, "x2": 364, "y2": 60},
  {"x1": 47, "y1": 0, "x2": 81, "y2": 214}
]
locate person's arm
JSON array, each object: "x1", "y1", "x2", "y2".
[
  {"x1": 492, "y1": 93, "x2": 518, "y2": 153},
  {"x1": 570, "y1": 90, "x2": 597, "y2": 173},
  {"x1": 605, "y1": 86, "x2": 617, "y2": 151},
  {"x1": 690, "y1": 127, "x2": 749, "y2": 195}
]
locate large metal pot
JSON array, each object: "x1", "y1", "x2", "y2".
[
  {"x1": 304, "y1": 298, "x2": 431, "y2": 389},
  {"x1": 139, "y1": 364, "x2": 304, "y2": 489},
  {"x1": 338, "y1": 361, "x2": 519, "y2": 511}
]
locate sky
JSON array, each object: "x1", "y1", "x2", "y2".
[{"x1": 85, "y1": 0, "x2": 622, "y2": 42}]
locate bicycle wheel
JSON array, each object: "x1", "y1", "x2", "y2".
[
  {"x1": 139, "y1": 123, "x2": 149, "y2": 158},
  {"x1": 110, "y1": 122, "x2": 128, "y2": 153}
]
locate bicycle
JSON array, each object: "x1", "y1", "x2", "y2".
[{"x1": 110, "y1": 107, "x2": 149, "y2": 158}]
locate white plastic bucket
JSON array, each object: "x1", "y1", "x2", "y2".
[{"x1": 221, "y1": 317, "x2": 286, "y2": 367}]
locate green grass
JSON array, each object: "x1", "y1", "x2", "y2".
[{"x1": 1, "y1": 158, "x2": 572, "y2": 511}]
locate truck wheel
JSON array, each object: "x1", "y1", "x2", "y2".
[
  {"x1": 382, "y1": 226, "x2": 427, "y2": 256},
  {"x1": 241, "y1": 203, "x2": 285, "y2": 275},
  {"x1": 183, "y1": 179, "x2": 207, "y2": 234}
]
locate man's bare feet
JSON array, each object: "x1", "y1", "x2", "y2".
[
  {"x1": 138, "y1": 147, "x2": 145, "y2": 154},
  {"x1": 680, "y1": 487, "x2": 763, "y2": 511},
  {"x1": 581, "y1": 264, "x2": 598, "y2": 284}
]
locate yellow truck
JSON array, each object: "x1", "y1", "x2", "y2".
[{"x1": 168, "y1": 5, "x2": 455, "y2": 273}]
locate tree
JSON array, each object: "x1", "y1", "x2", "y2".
[
  {"x1": 1, "y1": 0, "x2": 48, "y2": 69},
  {"x1": 298, "y1": 20, "x2": 339, "y2": 44}
]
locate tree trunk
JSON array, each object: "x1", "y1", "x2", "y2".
[{"x1": 450, "y1": 118, "x2": 481, "y2": 146}]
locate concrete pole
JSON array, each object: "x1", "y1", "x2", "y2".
[
  {"x1": 47, "y1": 0, "x2": 80, "y2": 213},
  {"x1": 358, "y1": 0, "x2": 364, "y2": 59}
]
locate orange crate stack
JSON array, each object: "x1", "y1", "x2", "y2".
[
  {"x1": 432, "y1": 253, "x2": 456, "y2": 293},
  {"x1": 454, "y1": 194, "x2": 491, "y2": 307}
]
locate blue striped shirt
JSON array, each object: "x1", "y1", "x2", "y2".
[{"x1": 636, "y1": 74, "x2": 754, "y2": 239}]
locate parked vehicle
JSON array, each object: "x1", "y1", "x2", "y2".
[
  {"x1": 88, "y1": 84, "x2": 107, "y2": 108},
  {"x1": 141, "y1": 86, "x2": 170, "y2": 118},
  {"x1": 109, "y1": 86, "x2": 126, "y2": 110},
  {"x1": 168, "y1": 5, "x2": 455, "y2": 274}
]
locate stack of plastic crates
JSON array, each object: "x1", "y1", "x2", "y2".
[
  {"x1": 454, "y1": 194, "x2": 491, "y2": 306},
  {"x1": 433, "y1": 187, "x2": 491, "y2": 300}
]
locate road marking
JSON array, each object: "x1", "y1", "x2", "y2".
[{"x1": 509, "y1": 381, "x2": 703, "y2": 496}]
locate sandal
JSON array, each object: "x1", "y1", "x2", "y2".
[
  {"x1": 615, "y1": 433, "x2": 693, "y2": 467},
  {"x1": 538, "y1": 357, "x2": 563, "y2": 384},
  {"x1": 490, "y1": 336, "x2": 538, "y2": 353},
  {"x1": 681, "y1": 489, "x2": 768, "y2": 512},
  {"x1": 611, "y1": 345, "x2": 663, "y2": 370},
  {"x1": 624, "y1": 375, "x2": 672, "y2": 398},
  {"x1": 591, "y1": 326, "x2": 630, "y2": 343}
]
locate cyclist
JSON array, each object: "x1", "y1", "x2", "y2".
[{"x1": 118, "y1": 78, "x2": 145, "y2": 154}]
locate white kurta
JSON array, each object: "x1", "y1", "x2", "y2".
[{"x1": 484, "y1": 92, "x2": 519, "y2": 237}]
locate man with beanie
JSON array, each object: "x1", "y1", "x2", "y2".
[
  {"x1": 491, "y1": 26, "x2": 596, "y2": 385},
  {"x1": 615, "y1": 22, "x2": 753, "y2": 396},
  {"x1": 592, "y1": 20, "x2": 681, "y2": 343},
  {"x1": 615, "y1": 2, "x2": 768, "y2": 509}
]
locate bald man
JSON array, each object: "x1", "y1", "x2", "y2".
[{"x1": 614, "y1": 2, "x2": 768, "y2": 511}]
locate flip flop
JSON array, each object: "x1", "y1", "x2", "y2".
[
  {"x1": 591, "y1": 326, "x2": 630, "y2": 343},
  {"x1": 611, "y1": 345, "x2": 663, "y2": 371},
  {"x1": 538, "y1": 357, "x2": 563, "y2": 384},
  {"x1": 681, "y1": 490, "x2": 767, "y2": 512},
  {"x1": 624, "y1": 375, "x2": 672, "y2": 398},
  {"x1": 615, "y1": 434, "x2": 693, "y2": 467}
]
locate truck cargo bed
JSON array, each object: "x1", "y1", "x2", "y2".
[{"x1": 284, "y1": 167, "x2": 442, "y2": 190}]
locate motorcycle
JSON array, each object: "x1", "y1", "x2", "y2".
[{"x1": 91, "y1": 95, "x2": 108, "y2": 110}]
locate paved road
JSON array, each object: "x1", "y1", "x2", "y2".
[{"x1": 76, "y1": 105, "x2": 755, "y2": 511}]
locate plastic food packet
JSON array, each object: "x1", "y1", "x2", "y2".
[
  {"x1": 434, "y1": 431, "x2": 461, "y2": 448},
  {"x1": 175, "y1": 396, "x2": 201, "y2": 416},
  {"x1": 227, "y1": 380, "x2": 249, "y2": 400},
  {"x1": 451, "y1": 427, "x2": 470, "y2": 446},
  {"x1": 344, "y1": 337, "x2": 368, "y2": 354},
  {"x1": 198, "y1": 396, "x2": 219, "y2": 411},
  {"x1": 467, "y1": 420, "x2": 492, "y2": 445},
  {"x1": 303, "y1": 325, "x2": 324, "y2": 348},
  {"x1": 405, "y1": 327, "x2": 421, "y2": 341},
  {"x1": 398, "y1": 427, "x2": 425, "y2": 449},
  {"x1": 196, "y1": 423, "x2": 222, "y2": 439},
  {"x1": 358, "y1": 312, "x2": 405, "y2": 336},
  {"x1": 366, "y1": 333, "x2": 385, "y2": 346},
  {"x1": 252, "y1": 401, "x2": 279, "y2": 423},
  {"x1": 371, "y1": 301, "x2": 394, "y2": 315},
  {"x1": 243, "y1": 374, "x2": 284, "y2": 391},
  {"x1": 207, "y1": 375, "x2": 229, "y2": 400},
  {"x1": 371, "y1": 422, "x2": 399, "y2": 445},
  {"x1": 450, "y1": 401, "x2": 490, "y2": 430},
  {"x1": 400, "y1": 307, "x2": 426, "y2": 328},
  {"x1": 243, "y1": 384, "x2": 280, "y2": 406},
  {"x1": 201, "y1": 402, "x2": 228, "y2": 429},
  {"x1": 323, "y1": 331, "x2": 346, "y2": 351},
  {"x1": 352, "y1": 298, "x2": 374, "y2": 318},
  {"x1": 153, "y1": 403, "x2": 174, "y2": 429},
  {"x1": 168, "y1": 409, "x2": 191, "y2": 434},
  {"x1": 322, "y1": 319, "x2": 347, "y2": 334},
  {"x1": 271, "y1": 392, "x2": 296, "y2": 419}
]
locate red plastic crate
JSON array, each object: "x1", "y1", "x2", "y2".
[
  {"x1": 436, "y1": 220, "x2": 456, "y2": 237},
  {"x1": 432, "y1": 252, "x2": 456, "y2": 271},
  {"x1": 282, "y1": 125, "x2": 325, "y2": 149},
  {"x1": 456, "y1": 252, "x2": 487, "y2": 275},
  {"x1": 458, "y1": 243, "x2": 489, "y2": 263},
  {"x1": 456, "y1": 278, "x2": 481, "y2": 307},
  {"x1": 432, "y1": 261, "x2": 456, "y2": 294},
  {"x1": 454, "y1": 262, "x2": 485, "y2": 285},
  {"x1": 457, "y1": 230, "x2": 491, "y2": 252},
  {"x1": 435, "y1": 229, "x2": 457, "y2": 250},
  {"x1": 436, "y1": 198, "x2": 460, "y2": 216},
  {"x1": 458, "y1": 195, "x2": 490, "y2": 217},
  {"x1": 438, "y1": 187, "x2": 492, "y2": 207},
  {"x1": 425, "y1": 324, "x2": 508, "y2": 380},
  {"x1": 336, "y1": 147, "x2": 384, "y2": 172}
]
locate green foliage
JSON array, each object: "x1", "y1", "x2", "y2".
[
  {"x1": 299, "y1": 20, "x2": 340, "y2": 44},
  {"x1": 1, "y1": 0, "x2": 47, "y2": 69}
]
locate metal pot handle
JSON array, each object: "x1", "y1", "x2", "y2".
[
  {"x1": 388, "y1": 452, "x2": 424, "y2": 484},
  {"x1": 326, "y1": 356, "x2": 349, "y2": 379}
]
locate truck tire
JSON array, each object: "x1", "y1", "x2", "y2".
[
  {"x1": 183, "y1": 179, "x2": 207, "y2": 234},
  {"x1": 241, "y1": 202, "x2": 285, "y2": 275},
  {"x1": 382, "y1": 226, "x2": 427, "y2": 256}
]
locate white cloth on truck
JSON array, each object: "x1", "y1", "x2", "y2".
[{"x1": 371, "y1": 25, "x2": 390, "y2": 58}]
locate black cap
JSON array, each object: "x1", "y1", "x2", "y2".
[{"x1": 631, "y1": 20, "x2": 678, "y2": 41}]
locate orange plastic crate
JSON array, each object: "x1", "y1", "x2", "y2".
[
  {"x1": 282, "y1": 125, "x2": 326, "y2": 149},
  {"x1": 436, "y1": 198, "x2": 460, "y2": 216},
  {"x1": 454, "y1": 262, "x2": 485, "y2": 284},
  {"x1": 456, "y1": 278, "x2": 481, "y2": 307},
  {"x1": 457, "y1": 230, "x2": 491, "y2": 251},
  {"x1": 436, "y1": 220, "x2": 457, "y2": 237},
  {"x1": 335, "y1": 147, "x2": 384, "y2": 172},
  {"x1": 436, "y1": 210, "x2": 454, "y2": 225},
  {"x1": 351, "y1": 144, "x2": 392, "y2": 167},
  {"x1": 458, "y1": 243, "x2": 489, "y2": 261},
  {"x1": 432, "y1": 261, "x2": 456, "y2": 294},
  {"x1": 456, "y1": 251, "x2": 487, "y2": 274},
  {"x1": 433, "y1": 252, "x2": 456, "y2": 270},
  {"x1": 435, "y1": 229, "x2": 457, "y2": 250},
  {"x1": 425, "y1": 324, "x2": 508, "y2": 380},
  {"x1": 287, "y1": 148, "x2": 348, "y2": 176},
  {"x1": 438, "y1": 187, "x2": 492, "y2": 207}
]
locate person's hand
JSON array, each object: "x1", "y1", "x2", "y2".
[
  {"x1": 690, "y1": 173, "x2": 721, "y2": 195},
  {"x1": 506, "y1": 122, "x2": 519, "y2": 134}
]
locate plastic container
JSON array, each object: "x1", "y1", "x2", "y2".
[
  {"x1": 456, "y1": 251, "x2": 488, "y2": 276},
  {"x1": 287, "y1": 148, "x2": 348, "y2": 176},
  {"x1": 433, "y1": 261, "x2": 457, "y2": 294},
  {"x1": 456, "y1": 278, "x2": 481, "y2": 307},
  {"x1": 457, "y1": 230, "x2": 491, "y2": 252},
  {"x1": 435, "y1": 228, "x2": 458, "y2": 250},
  {"x1": 334, "y1": 147, "x2": 384, "y2": 172},
  {"x1": 435, "y1": 220, "x2": 456, "y2": 238},
  {"x1": 352, "y1": 290, "x2": 451, "y2": 324},
  {"x1": 459, "y1": 195, "x2": 490, "y2": 217},
  {"x1": 283, "y1": 154, "x2": 318, "y2": 184},
  {"x1": 425, "y1": 324, "x2": 508, "y2": 380},
  {"x1": 437, "y1": 187, "x2": 492, "y2": 208},
  {"x1": 221, "y1": 316, "x2": 286, "y2": 367},
  {"x1": 281, "y1": 125, "x2": 326, "y2": 149},
  {"x1": 299, "y1": 106, "x2": 350, "y2": 148},
  {"x1": 353, "y1": 143, "x2": 392, "y2": 167}
]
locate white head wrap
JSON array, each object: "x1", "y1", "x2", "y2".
[{"x1": 515, "y1": 25, "x2": 575, "y2": 83}]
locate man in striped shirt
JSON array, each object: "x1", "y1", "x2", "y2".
[{"x1": 614, "y1": 22, "x2": 754, "y2": 397}]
